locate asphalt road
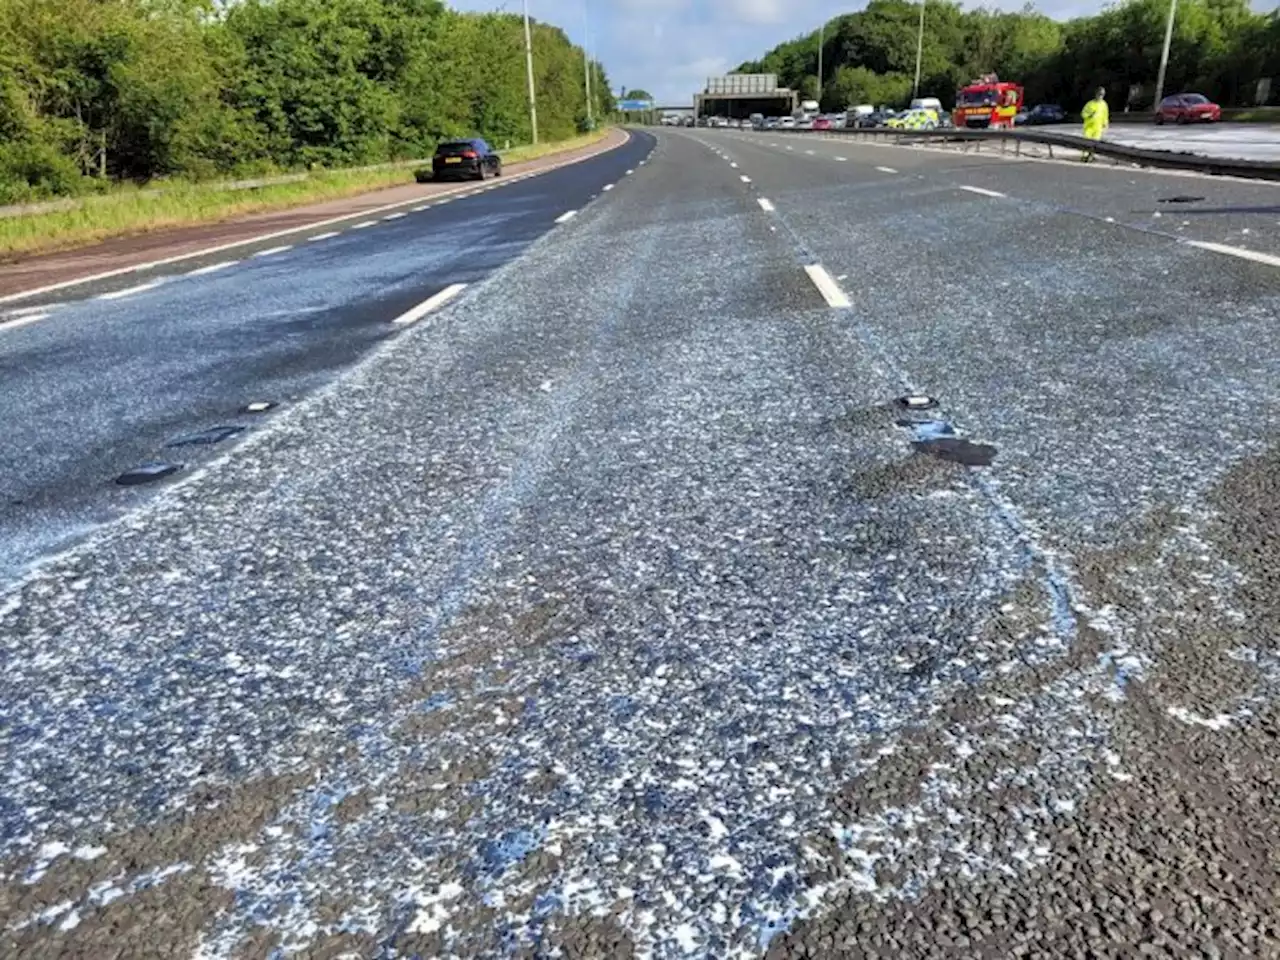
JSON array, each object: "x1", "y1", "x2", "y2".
[
  {"x1": 2, "y1": 128, "x2": 1280, "y2": 958},
  {"x1": 0, "y1": 132, "x2": 653, "y2": 584}
]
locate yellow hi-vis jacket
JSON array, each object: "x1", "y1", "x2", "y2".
[{"x1": 1082, "y1": 97, "x2": 1109, "y2": 140}]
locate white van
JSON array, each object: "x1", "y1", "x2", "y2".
[
  {"x1": 850, "y1": 104, "x2": 875, "y2": 118},
  {"x1": 911, "y1": 97, "x2": 943, "y2": 113}
]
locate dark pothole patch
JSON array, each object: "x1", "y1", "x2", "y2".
[
  {"x1": 116, "y1": 462, "x2": 182, "y2": 486},
  {"x1": 912, "y1": 437, "x2": 998, "y2": 467},
  {"x1": 166, "y1": 425, "x2": 245, "y2": 448}
]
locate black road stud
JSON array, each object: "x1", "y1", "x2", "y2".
[
  {"x1": 167, "y1": 425, "x2": 245, "y2": 448},
  {"x1": 912, "y1": 438, "x2": 997, "y2": 467},
  {"x1": 116, "y1": 462, "x2": 182, "y2": 486}
]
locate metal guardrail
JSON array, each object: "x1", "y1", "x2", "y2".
[{"x1": 772, "y1": 126, "x2": 1280, "y2": 182}]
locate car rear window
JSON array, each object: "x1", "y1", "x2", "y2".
[
  {"x1": 436, "y1": 141, "x2": 476, "y2": 156},
  {"x1": 1183, "y1": 94, "x2": 1208, "y2": 104}
]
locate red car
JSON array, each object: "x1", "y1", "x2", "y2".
[
  {"x1": 1155, "y1": 93, "x2": 1221, "y2": 125},
  {"x1": 812, "y1": 116, "x2": 832, "y2": 130}
]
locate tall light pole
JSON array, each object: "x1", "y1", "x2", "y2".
[
  {"x1": 1153, "y1": 0, "x2": 1177, "y2": 109},
  {"x1": 913, "y1": 0, "x2": 926, "y2": 99},
  {"x1": 523, "y1": 0, "x2": 539, "y2": 144},
  {"x1": 583, "y1": 2, "x2": 594, "y2": 126},
  {"x1": 816, "y1": 20, "x2": 825, "y2": 108}
]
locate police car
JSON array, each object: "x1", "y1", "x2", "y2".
[{"x1": 885, "y1": 108, "x2": 940, "y2": 130}]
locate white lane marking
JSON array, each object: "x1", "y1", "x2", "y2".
[
  {"x1": 835, "y1": 156, "x2": 848, "y2": 162},
  {"x1": 391, "y1": 283, "x2": 468, "y2": 326},
  {"x1": 804, "y1": 264, "x2": 852, "y2": 309},
  {"x1": 959, "y1": 185, "x2": 1006, "y2": 198},
  {"x1": 308, "y1": 231, "x2": 341, "y2": 242},
  {"x1": 639, "y1": 160, "x2": 646, "y2": 165},
  {"x1": 786, "y1": 146, "x2": 794, "y2": 151},
  {"x1": 739, "y1": 175, "x2": 751, "y2": 183},
  {"x1": 384, "y1": 212, "x2": 407, "y2": 220},
  {"x1": 757, "y1": 198, "x2": 776, "y2": 212},
  {"x1": 412, "y1": 205, "x2": 429, "y2": 212},
  {"x1": 626, "y1": 169, "x2": 635, "y2": 175},
  {"x1": 555, "y1": 210, "x2": 578, "y2": 223},
  {"x1": 602, "y1": 184, "x2": 614, "y2": 191},
  {"x1": 875, "y1": 166, "x2": 898, "y2": 174},
  {"x1": 0, "y1": 132, "x2": 634, "y2": 307},
  {"x1": 352, "y1": 221, "x2": 377, "y2": 229},
  {"x1": 98, "y1": 279, "x2": 166, "y2": 301},
  {"x1": 0, "y1": 313, "x2": 50, "y2": 331},
  {"x1": 730, "y1": 162, "x2": 739, "y2": 168},
  {"x1": 253, "y1": 245, "x2": 293, "y2": 258},
  {"x1": 1185, "y1": 240, "x2": 1280, "y2": 268},
  {"x1": 805, "y1": 150, "x2": 815, "y2": 155},
  {"x1": 186, "y1": 261, "x2": 238, "y2": 277}
]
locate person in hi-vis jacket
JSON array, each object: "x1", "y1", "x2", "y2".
[{"x1": 1081, "y1": 87, "x2": 1110, "y2": 162}]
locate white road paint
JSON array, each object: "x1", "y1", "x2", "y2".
[
  {"x1": 383, "y1": 212, "x2": 407, "y2": 220},
  {"x1": 0, "y1": 130, "x2": 632, "y2": 306},
  {"x1": 875, "y1": 166, "x2": 898, "y2": 174},
  {"x1": 185, "y1": 261, "x2": 238, "y2": 277},
  {"x1": 1185, "y1": 239, "x2": 1280, "y2": 268},
  {"x1": 805, "y1": 150, "x2": 815, "y2": 156},
  {"x1": 959, "y1": 185, "x2": 1007, "y2": 198},
  {"x1": 757, "y1": 198, "x2": 776, "y2": 212},
  {"x1": 740, "y1": 175, "x2": 752, "y2": 183},
  {"x1": 555, "y1": 210, "x2": 578, "y2": 223},
  {"x1": 391, "y1": 283, "x2": 468, "y2": 326},
  {"x1": 835, "y1": 157, "x2": 848, "y2": 162},
  {"x1": 602, "y1": 184, "x2": 614, "y2": 191},
  {"x1": 412, "y1": 206, "x2": 429, "y2": 212},
  {"x1": 730, "y1": 162, "x2": 739, "y2": 168},
  {"x1": 307, "y1": 232, "x2": 341, "y2": 242},
  {"x1": 786, "y1": 146, "x2": 795, "y2": 151},
  {"x1": 626, "y1": 169, "x2": 635, "y2": 175},
  {"x1": 97, "y1": 280, "x2": 166, "y2": 301},
  {"x1": 804, "y1": 264, "x2": 852, "y2": 308},
  {"x1": 253, "y1": 245, "x2": 293, "y2": 258},
  {"x1": 352, "y1": 221, "x2": 377, "y2": 230},
  {"x1": 0, "y1": 313, "x2": 50, "y2": 331}
]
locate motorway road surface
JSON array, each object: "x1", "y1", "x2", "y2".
[{"x1": 2, "y1": 128, "x2": 1280, "y2": 957}]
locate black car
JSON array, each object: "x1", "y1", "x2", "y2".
[
  {"x1": 432, "y1": 139, "x2": 502, "y2": 181},
  {"x1": 856, "y1": 110, "x2": 896, "y2": 128},
  {"x1": 1015, "y1": 104, "x2": 1068, "y2": 126}
]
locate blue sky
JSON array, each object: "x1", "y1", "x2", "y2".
[{"x1": 448, "y1": 1, "x2": 1275, "y2": 104}]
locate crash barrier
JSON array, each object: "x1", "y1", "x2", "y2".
[{"x1": 771, "y1": 127, "x2": 1280, "y2": 182}]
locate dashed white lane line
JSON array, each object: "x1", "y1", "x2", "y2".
[
  {"x1": 555, "y1": 210, "x2": 578, "y2": 223},
  {"x1": 0, "y1": 313, "x2": 50, "y2": 331},
  {"x1": 835, "y1": 156, "x2": 848, "y2": 162},
  {"x1": 804, "y1": 264, "x2": 852, "y2": 309},
  {"x1": 186, "y1": 261, "x2": 238, "y2": 277},
  {"x1": 383, "y1": 212, "x2": 407, "y2": 220},
  {"x1": 875, "y1": 166, "x2": 898, "y2": 174},
  {"x1": 786, "y1": 146, "x2": 795, "y2": 151},
  {"x1": 805, "y1": 150, "x2": 815, "y2": 155},
  {"x1": 602, "y1": 184, "x2": 614, "y2": 191},
  {"x1": 391, "y1": 283, "x2": 468, "y2": 326},
  {"x1": 412, "y1": 205, "x2": 429, "y2": 212},
  {"x1": 308, "y1": 231, "x2": 341, "y2": 242},
  {"x1": 959, "y1": 185, "x2": 1006, "y2": 198},
  {"x1": 98, "y1": 280, "x2": 166, "y2": 301},
  {"x1": 1185, "y1": 239, "x2": 1280, "y2": 268},
  {"x1": 253, "y1": 245, "x2": 293, "y2": 258},
  {"x1": 352, "y1": 221, "x2": 377, "y2": 229},
  {"x1": 626, "y1": 169, "x2": 635, "y2": 175},
  {"x1": 730, "y1": 162, "x2": 739, "y2": 168},
  {"x1": 757, "y1": 198, "x2": 776, "y2": 212},
  {"x1": 739, "y1": 175, "x2": 752, "y2": 183}
]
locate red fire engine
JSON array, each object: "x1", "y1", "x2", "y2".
[{"x1": 952, "y1": 73, "x2": 1023, "y2": 130}]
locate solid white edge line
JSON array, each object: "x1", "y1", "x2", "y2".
[
  {"x1": 253, "y1": 245, "x2": 293, "y2": 258},
  {"x1": 0, "y1": 313, "x2": 49, "y2": 331},
  {"x1": 758, "y1": 198, "x2": 776, "y2": 212},
  {"x1": 739, "y1": 175, "x2": 751, "y2": 183},
  {"x1": 959, "y1": 185, "x2": 1006, "y2": 198},
  {"x1": 391, "y1": 283, "x2": 468, "y2": 326},
  {"x1": 97, "y1": 279, "x2": 165, "y2": 301},
  {"x1": 804, "y1": 264, "x2": 852, "y2": 309},
  {"x1": 1185, "y1": 239, "x2": 1280, "y2": 268},
  {"x1": 876, "y1": 166, "x2": 898, "y2": 174},
  {"x1": 0, "y1": 131, "x2": 633, "y2": 306},
  {"x1": 186, "y1": 261, "x2": 238, "y2": 277},
  {"x1": 308, "y1": 232, "x2": 341, "y2": 242},
  {"x1": 555, "y1": 210, "x2": 578, "y2": 224}
]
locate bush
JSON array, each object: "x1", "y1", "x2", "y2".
[
  {"x1": 0, "y1": 140, "x2": 89, "y2": 203},
  {"x1": 413, "y1": 166, "x2": 433, "y2": 183}
]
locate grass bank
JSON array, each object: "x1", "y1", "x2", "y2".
[{"x1": 0, "y1": 129, "x2": 612, "y2": 261}]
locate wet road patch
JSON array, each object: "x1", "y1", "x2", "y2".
[
  {"x1": 115, "y1": 462, "x2": 182, "y2": 486},
  {"x1": 912, "y1": 437, "x2": 998, "y2": 467}
]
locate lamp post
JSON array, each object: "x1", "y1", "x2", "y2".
[
  {"x1": 1153, "y1": 0, "x2": 1177, "y2": 109},
  {"x1": 523, "y1": 0, "x2": 539, "y2": 144},
  {"x1": 817, "y1": 20, "x2": 825, "y2": 108},
  {"x1": 913, "y1": 0, "x2": 926, "y2": 99},
  {"x1": 583, "y1": 2, "x2": 594, "y2": 126}
]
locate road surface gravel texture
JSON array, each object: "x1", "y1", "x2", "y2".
[{"x1": 1, "y1": 128, "x2": 1279, "y2": 959}]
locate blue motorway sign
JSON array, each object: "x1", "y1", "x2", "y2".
[{"x1": 618, "y1": 99, "x2": 654, "y2": 112}]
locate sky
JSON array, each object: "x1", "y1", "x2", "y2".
[{"x1": 449, "y1": 0, "x2": 1275, "y2": 104}]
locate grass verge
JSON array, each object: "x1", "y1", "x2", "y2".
[{"x1": 0, "y1": 129, "x2": 612, "y2": 261}]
